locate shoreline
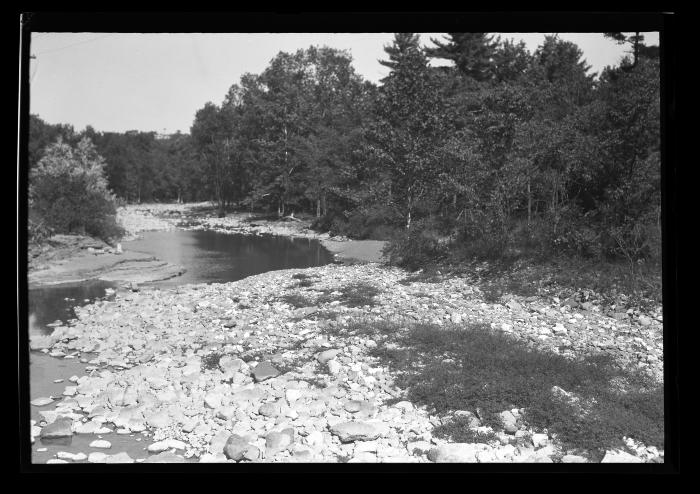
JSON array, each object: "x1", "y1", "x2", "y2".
[{"x1": 27, "y1": 203, "x2": 664, "y2": 464}]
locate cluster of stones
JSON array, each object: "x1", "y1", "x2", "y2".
[
  {"x1": 116, "y1": 204, "x2": 179, "y2": 238},
  {"x1": 30, "y1": 263, "x2": 663, "y2": 464}
]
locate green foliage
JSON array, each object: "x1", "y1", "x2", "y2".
[
  {"x1": 278, "y1": 293, "x2": 316, "y2": 309},
  {"x1": 425, "y1": 33, "x2": 499, "y2": 81},
  {"x1": 350, "y1": 321, "x2": 663, "y2": 452},
  {"x1": 317, "y1": 282, "x2": 382, "y2": 308},
  {"x1": 433, "y1": 418, "x2": 499, "y2": 444},
  {"x1": 29, "y1": 137, "x2": 124, "y2": 242},
  {"x1": 385, "y1": 220, "x2": 448, "y2": 271},
  {"x1": 28, "y1": 34, "x2": 661, "y2": 271}
]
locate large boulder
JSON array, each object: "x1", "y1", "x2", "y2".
[
  {"x1": 39, "y1": 417, "x2": 73, "y2": 439},
  {"x1": 251, "y1": 361, "x2": 280, "y2": 382},
  {"x1": 329, "y1": 422, "x2": 380, "y2": 443}
]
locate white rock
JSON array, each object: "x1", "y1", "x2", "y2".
[
  {"x1": 63, "y1": 386, "x2": 77, "y2": 396},
  {"x1": 306, "y1": 430, "x2": 324, "y2": 447},
  {"x1": 89, "y1": 439, "x2": 112, "y2": 449},
  {"x1": 57, "y1": 451, "x2": 87, "y2": 461},
  {"x1": 31, "y1": 397, "x2": 54, "y2": 406},
  {"x1": 204, "y1": 392, "x2": 223, "y2": 409},
  {"x1": 601, "y1": 450, "x2": 643, "y2": 463},
  {"x1": 327, "y1": 360, "x2": 341, "y2": 375},
  {"x1": 531, "y1": 433, "x2": 549, "y2": 448},
  {"x1": 561, "y1": 454, "x2": 588, "y2": 463},
  {"x1": 285, "y1": 389, "x2": 302, "y2": 404},
  {"x1": 88, "y1": 452, "x2": 109, "y2": 463}
]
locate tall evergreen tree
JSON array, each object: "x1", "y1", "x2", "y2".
[
  {"x1": 492, "y1": 39, "x2": 533, "y2": 83},
  {"x1": 378, "y1": 33, "x2": 422, "y2": 80},
  {"x1": 425, "y1": 33, "x2": 498, "y2": 81},
  {"x1": 604, "y1": 32, "x2": 648, "y2": 68}
]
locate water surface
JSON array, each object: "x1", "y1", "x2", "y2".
[
  {"x1": 122, "y1": 229, "x2": 334, "y2": 287},
  {"x1": 27, "y1": 230, "x2": 334, "y2": 463}
]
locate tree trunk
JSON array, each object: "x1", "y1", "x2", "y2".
[
  {"x1": 316, "y1": 198, "x2": 321, "y2": 218},
  {"x1": 527, "y1": 178, "x2": 532, "y2": 226}
]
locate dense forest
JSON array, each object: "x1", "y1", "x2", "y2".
[{"x1": 28, "y1": 32, "x2": 661, "y2": 269}]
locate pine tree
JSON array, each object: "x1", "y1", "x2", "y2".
[
  {"x1": 425, "y1": 33, "x2": 498, "y2": 81},
  {"x1": 604, "y1": 32, "x2": 647, "y2": 68},
  {"x1": 379, "y1": 33, "x2": 422, "y2": 76}
]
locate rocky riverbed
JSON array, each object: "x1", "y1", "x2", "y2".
[
  {"x1": 26, "y1": 203, "x2": 664, "y2": 464},
  {"x1": 29, "y1": 260, "x2": 664, "y2": 464}
]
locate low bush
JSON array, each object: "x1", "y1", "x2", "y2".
[{"x1": 384, "y1": 221, "x2": 448, "y2": 271}]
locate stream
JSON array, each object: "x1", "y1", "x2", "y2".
[{"x1": 28, "y1": 230, "x2": 335, "y2": 463}]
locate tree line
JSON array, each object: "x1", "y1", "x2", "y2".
[{"x1": 28, "y1": 32, "x2": 660, "y2": 267}]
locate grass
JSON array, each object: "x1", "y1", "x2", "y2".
[
  {"x1": 318, "y1": 282, "x2": 382, "y2": 308},
  {"x1": 278, "y1": 293, "x2": 317, "y2": 309},
  {"x1": 201, "y1": 351, "x2": 224, "y2": 371},
  {"x1": 435, "y1": 418, "x2": 500, "y2": 444},
  {"x1": 321, "y1": 319, "x2": 663, "y2": 454},
  {"x1": 399, "y1": 270, "x2": 446, "y2": 285}
]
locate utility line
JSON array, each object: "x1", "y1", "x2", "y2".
[{"x1": 34, "y1": 33, "x2": 114, "y2": 56}]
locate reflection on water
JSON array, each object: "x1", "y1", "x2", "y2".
[
  {"x1": 27, "y1": 231, "x2": 334, "y2": 334},
  {"x1": 28, "y1": 280, "x2": 116, "y2": 336},
  {"x1": 123, "y1": 230, "x2": 335, "y2": 287},
  {"x1": 27, "y1": 230, "x2": 332, "y2": 463}
]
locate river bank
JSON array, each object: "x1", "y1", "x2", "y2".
[
  {"x1": 118, "y1": 203, "x2": 388, "y2": 264},
  {"x1": 26, "y1": 203, "x2": 665, "y2": 465}
]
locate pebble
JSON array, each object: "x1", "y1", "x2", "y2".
[{"x1": 33, "y1": 233, "x2": 662, "y2": 465}]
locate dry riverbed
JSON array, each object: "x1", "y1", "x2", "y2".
[{"x1": 27, "y1": 204, "x2": 664, "y2": 464}]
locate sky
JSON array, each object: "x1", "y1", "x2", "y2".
[{"x1": 27, "y1": 32, "x2": 659, "y2": 135}]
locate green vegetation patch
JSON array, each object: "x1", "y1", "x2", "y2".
[
  {"x1": 331, "y1": 319, "x2": 663, "y2": 453},
  {"x1": 318, "y1": 282, "x2": 382, "y2": 308}
]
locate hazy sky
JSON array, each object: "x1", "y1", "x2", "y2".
[{"x1": 28, "y1": 32, "x2": 659, "y2": 134}]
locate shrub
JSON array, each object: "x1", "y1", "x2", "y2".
[
  {"x1": 29, "y1": 137, "x2": 124, "y2": 243},
  {"x1": 384, "y1": 221, "x2": 448, "y2": 270}
]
